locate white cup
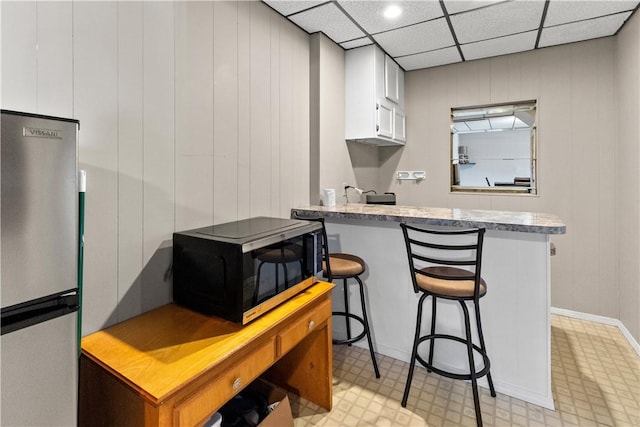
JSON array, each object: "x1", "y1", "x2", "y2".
[{"x1": 322, "y1": 189, "x2": 336, "y2": 207}]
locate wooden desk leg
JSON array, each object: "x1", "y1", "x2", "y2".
[{"x1": 265, "y1": 318, "x2": 333, "y2": 411}]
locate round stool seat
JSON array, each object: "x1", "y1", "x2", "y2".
[
  {"x1": 255, "y1": 244, "x2": 302, "y2": 263},
  {"x1": 416, "y1": 266, "x2": 487, "y2": 298},
  {"x1": 324, "y1": 253, "x2": 365, "y2": 277},
  {"x1": 253, "y1": 243, "x2": 304, "y2": 304}
]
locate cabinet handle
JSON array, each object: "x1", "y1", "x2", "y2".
[
  {"x1": 232, "y1": 378, "x2": 242, "y2": 391},
  {"x1": 308, "y1": 320, "x2": 315, "y2": 331}
]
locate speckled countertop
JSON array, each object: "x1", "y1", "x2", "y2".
[{"x1": 291, "y1": 204, "x2": 566, "y2": 234}]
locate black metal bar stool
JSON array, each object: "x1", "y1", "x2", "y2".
[
  {"x1": 400, "y1": 223, "x2": 496, "y2": 426},
  {"x1": 253, "y1": 243, "x2": 303, "y2": 304},
  {"x1": 293, "y1": 214, "x2": 380, "y2": 378}
]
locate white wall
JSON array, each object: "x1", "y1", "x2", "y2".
[
  {"x1": 615, "y1": 10, "x2": 640, "y2": 341},
  {"x1": 396, "y1": 38, "x2": 621, "y2": 327},
  {"x1": 457, "y1": 130, "x2": 532, "y2": 187},
  {"x1": 1, "y1": 1, "x2": 310, "y2": 335}
]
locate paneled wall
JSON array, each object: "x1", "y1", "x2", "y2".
[
  {"x1": 311, "y1": 33, "x2": 380, "y2": 205},
  {"x1": 1, "y1": 1, "x2": 310, "y2": 335},
  {"x1": 398, "y1": 38, "x2": 620, "y2": 322},
  {"x1": 615, "y1": 11, "x2": 640, "y2": 341}
]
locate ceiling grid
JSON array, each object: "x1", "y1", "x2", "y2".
[{"x1": 264, "y1": 0, "x2": 640, "y2": 71}]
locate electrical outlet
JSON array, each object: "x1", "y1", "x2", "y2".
[{"x1": 397, "y1": 171, "x2": 426, "y2": 181}]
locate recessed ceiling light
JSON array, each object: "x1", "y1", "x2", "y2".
[{"x1": 382, "y1": 4, "x2": 403, "y2": 20}]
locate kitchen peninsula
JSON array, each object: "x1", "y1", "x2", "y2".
[{"x1": 291, "y1": 204, "x2": 565, "y2": 409}]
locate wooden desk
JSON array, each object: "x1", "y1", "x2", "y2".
[{"x1": 79, "y1": 281, "x2": 334, "y2": 426}]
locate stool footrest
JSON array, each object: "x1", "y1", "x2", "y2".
[
  {"x1": 332, "y1": 311, "x2": 367, "y2": 345},
  {"x1": 415, "y1": 334, "x2": 491, "y2": 381}
]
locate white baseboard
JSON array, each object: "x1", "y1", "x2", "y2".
[
  {"x1": 354, "y1": 342, "x2": 555, "y2": 410},
  {"x1": 550, "y1": 307, "x2": 640, "y2": 357}
]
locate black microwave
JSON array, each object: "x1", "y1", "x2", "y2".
[{"x1": 173, "y1": 217, "x2": 322, "y2": 324}]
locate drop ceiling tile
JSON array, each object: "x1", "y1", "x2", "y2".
[
  {"x1": 514, "y1": 117, "x2": 528, "y2": 128},
  {"x1": 489, "y1": 116, "x2": 515, "y2": 129},
  {"x1": 337, "y1": 0, "x2": 443, "y2": 34},
  {"x1": 453, "y1": 122, "x2": 471, "y2": 132},
  {"x1": 443, "y1": 0, "x2": 506, "y2": 15},
  {"x1": 341, "y1": 37, "x2": 373, "y2": 50},
  {"x1": 395, "y1": 46, "x2": 462, "y2": 70},
  {"x1": 461, "y1": 30, "x2": 537, "y2": 61},
  {"x1": 450, "y1": 0, "x2": 545, "y2": 44},
  {"x1": 466, "y1": 119, "x2": 491, "y2": 131},
  {"x1": 264, "y1": 0, "x2": 328, "y2": 16},
  {"x1": 288, "y1": 2, "x2": 365, "y2": 43},
  {"x1": 544, "y1": 0, "x2": 639, "y2": 27},
  {"x1": 373, "y1": 18, "x2": 454, "y2": 57},
  {"x1": 539, "y1": 11, "x2": 632, "y2": 47}
]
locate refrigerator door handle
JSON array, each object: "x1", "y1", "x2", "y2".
[{"x1": 1, "y1": 289, "x2": 79, "y2": 335}]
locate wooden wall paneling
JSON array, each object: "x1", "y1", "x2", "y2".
[
  {"x1": 518, "y1": 49, "x2": 542, "y2": 214},
  {"x1": 292, "y1": 27, "x2": 310, "y2": 214},
  {"x1": 141, "y1": 2, "x2": 175, "y2": 313},
  {"x1": 116, "y1": 1, "x2": 144, "y2": 324},
  {"x1": 488, "y1": 55, "x2": 511, "y2": 104},
  {"x1": 36, "y1": 2, "x2": 73, "y2": 117},
  {"x1": 538, "y1": 44, "x2": 574, "y2": 310},
  {"x1": 278, "y1": 21, "x2": 294, "y2": 216},
  {"x1": 237, "y1": 1, "x2": 252, "y2": 220},
  {"x1": 615, "y1": 13, "x2": 640, "y2": 341},
  {"x1": 269, "y1": 11, "x2": 282, "y2": 217},
  {"x1": 595, "y1": 40, "x2": 618, "y2": 318},
  {"x1": 472, "y1": 59, "x2": 492, "y2": 105},
  {"x1": 506, "y1": 54, "x2": 524, "y2": 102},
  {"x1": 424, "y1": 68, "x2": 447, "y2": 206},
  {"x1": 213, "y1": 1, "x2": 239, "y2": 225},
  {"x1": 249, "y1": 2, "x2": 272, "y2": 217},
  {"x1": 317, "y1": 36, "x2": 352, "y2": 204},
  {"x1": 455, "y1": 60, "x2": 484, "y2": 107},
  {"x1": 309, "y1": 35, "x2": 321, "y2": 205},
  {"x1": 73, "y1": 2, "x2": 119, "y2": 333},
  {"x1": 1, "y1": 1, "x2": 37, "y2": 111},
  {"x1": 174, "y1": 1, "x2": 214, "y2": 231},
  {"x1": 569, "y1": 42, "x2": 601, "y2": 315}
]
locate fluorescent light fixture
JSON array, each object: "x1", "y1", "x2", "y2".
[{"x1": 382, "y1": 4, "x2": 402, "y2": 19}]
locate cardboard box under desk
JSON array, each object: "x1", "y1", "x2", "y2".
[
  {"x1": 253, "y1": 380, "x2": 293, "y2": 427},
  {"x1": 203, "y1": 379, "x2": 293, "y2": 427}
]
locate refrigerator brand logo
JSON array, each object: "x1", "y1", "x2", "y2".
[{"x1": 23, "y1": 127, "x2": 62, "y2": 139}]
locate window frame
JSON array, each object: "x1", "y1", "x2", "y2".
[{"x1": 450, "y1": 100, "x2": 538, "y2": 196}]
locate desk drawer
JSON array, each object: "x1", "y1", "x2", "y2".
[
  {"x1": 278, "y1": 298, "x2": 331, "y2": 356},
  {"x1": 174, "y1": 337, "x2": 276, "y2": 426}
]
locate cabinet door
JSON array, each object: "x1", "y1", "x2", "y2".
[
  {"x1": 376, "y1": 101, "x2": 393, "y2": 139},
  {"x1": 384, "y1": 56, "x2": 399, "y2": 104},
  {"x1": 393, "y1": 108, "x2": 406, "y2": 142}
]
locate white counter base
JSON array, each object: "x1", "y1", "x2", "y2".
[{"x1": 326, "y1": 218, "x2": 554, "y2": 410}]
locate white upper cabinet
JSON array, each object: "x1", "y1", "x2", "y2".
[
  {"x1": 393, "y1": 107, "x2": 406, "y2": 142},
  {"x1": 384, "y1": 55, "x2": 400, "y2": 104},
  {"x1": 345, "y1": 45, "x2": 406, "y2": 146},
  {"x1": 377, "y1": 101, "x2": 394, "y2": 139}
]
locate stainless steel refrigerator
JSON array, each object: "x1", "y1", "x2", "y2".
[{"x1": 1, "y1": 110, "x2": 80, "y2": 426}]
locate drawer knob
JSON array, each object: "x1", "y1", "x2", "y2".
[
  {"x1": 232, "y1": 378, "x2": 242, "y2": 390},
  {"x1": 308, "y1": 320, "x2": 315, "y2": 330}
]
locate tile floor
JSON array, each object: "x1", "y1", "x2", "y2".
[{"x1": 289, "y1": 315, "x2": 640, "y2": 426}]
